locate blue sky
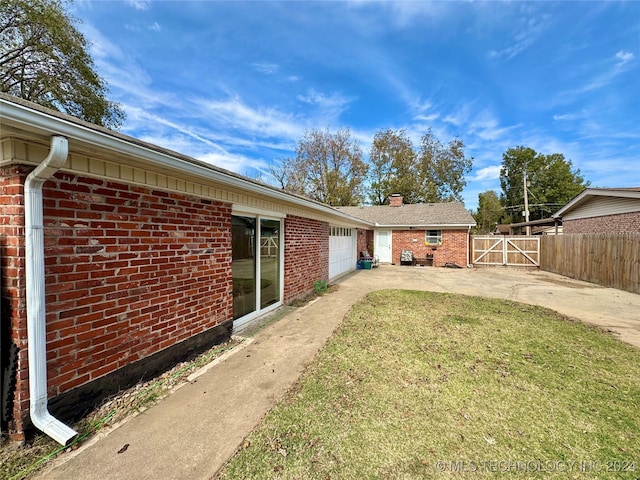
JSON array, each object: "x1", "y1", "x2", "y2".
[{"x1": 71, "y1": 1, "x2": 639, "y2": 210}]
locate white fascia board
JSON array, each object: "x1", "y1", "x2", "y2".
[
  {"x1": 1, "y1": 97, "x2": 373, "y2": 227},
  {"x1": 232, "y1": 205, "x2": 287, "y2": 218}
]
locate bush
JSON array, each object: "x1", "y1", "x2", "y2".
[{"x1": 313, "y1": 279, "x2": 328, "y2": 295}]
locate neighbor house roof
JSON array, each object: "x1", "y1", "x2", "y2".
[
  {"x1": 335, "y1": 202, "x2": 476, "y2": 227},
  {"x1": 553, "y1": 187, "x2": 640, "y2": 219}
]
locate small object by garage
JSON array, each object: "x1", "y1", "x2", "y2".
[
  {"x1": 414, "y1": 254, "x2": 434, "y2": 267},
  {"x1": 359, "y1": 250, "x2": 379, "y2": 268}
]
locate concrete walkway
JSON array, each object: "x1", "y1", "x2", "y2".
[{"x1": 36, "y1": 266, "x2": 640, "y2": 480}]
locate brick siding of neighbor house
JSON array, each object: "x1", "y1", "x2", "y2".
[
  {"x1": 392, "y1": 229, "x2": 469, "y2": 267},
  {"x1": 563, "y1": 212, "x2": 640, "y2": 234},
  {"x1": 284, "y1": 215, "x2": 329, "y2": 302},
  {"x1": 1, "y1": 169, "x2": 234, "y2": 439}
]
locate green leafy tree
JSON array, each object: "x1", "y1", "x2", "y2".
[
  {"x1": 0, "y1": 0, "x2": 125, "y2": 128},
  {"x1": 368, "y1": 129, "x2": 418, "y2": 205},
  {"x1": 366, "y1": 128, "x2": 473, "y2": 205},
  {"x1": 270, "y1": 128, "x2": 368, "y2": 206},
  {"x1": 416, "y1": 129, "x2": 473, "y2": 203},
  {"x1": 474, "y1": 190, "x2": 503, "y2": 233},
  {"x1": 500, "y1": 146, "x2": 589, "y2": 222}
]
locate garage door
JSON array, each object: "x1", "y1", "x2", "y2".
[{"x1": 329, "y1": 227, "x2": 356, "y2": 280}]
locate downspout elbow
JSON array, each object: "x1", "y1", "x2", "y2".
[{"x1": 25, "y1": 136, "x2": 77, "y2": 445}]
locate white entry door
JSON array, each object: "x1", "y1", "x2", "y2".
[{"x1": 374, "y1": 230, "x2": 392, "y2": 263}]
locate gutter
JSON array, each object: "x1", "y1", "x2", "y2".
[{"x1": 24, "y1": 136, "x2": 77, "y2": 445}]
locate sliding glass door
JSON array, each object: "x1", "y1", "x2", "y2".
[
  {"x1": 259, "y1": 218, "x2": 280, "y2": 309},
  {"x1": 232, "y1": 216, "x2": 257, "y2": 320},
  {"x1": 232, "y1": 214, "x2": 282, "y2": 324}
]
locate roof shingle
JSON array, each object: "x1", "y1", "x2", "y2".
[{"x1": 335, "y1": 202, "x2": 475, "y2": 227}]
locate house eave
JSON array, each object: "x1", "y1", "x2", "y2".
[
  {"x1": 0, "y1": 94, "x2": 372, "y2": 228},
  {"x1": 554, "y1": 188, "x2": 640, "y2": 219}
]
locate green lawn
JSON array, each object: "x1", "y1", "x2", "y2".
[{"x1": 219, "y1": 290, "x2": 640, "y2": 479}]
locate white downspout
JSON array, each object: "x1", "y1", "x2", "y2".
[
  {"x1": 25, "y1": 136, "x2": 78, "y2": 445},
  {"x1": 467, "y1": 226, "x2": 472, "y2": 267}
]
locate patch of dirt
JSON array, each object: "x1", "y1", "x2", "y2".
[
  {"x1": 289, "y1": 284, "x2": 339, "y2": 307},
  {"x1": 1, "y1": 338, "x2": 243, "y2": 480}
]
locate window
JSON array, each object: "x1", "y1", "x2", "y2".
[
  {"x1": 330, "y1": 227, "x2": 352, "y2": 236},
  {"x1": 425, "y1": 230, "x2": 442, "y2": 245}
]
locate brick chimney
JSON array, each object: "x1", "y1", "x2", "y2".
[{"x1": 389, "y1": 194, "x2": 403, "y2": 207}]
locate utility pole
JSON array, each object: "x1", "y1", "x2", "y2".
[{"x1": 523, "y1": 169, "x2": 530, "y2": 235}]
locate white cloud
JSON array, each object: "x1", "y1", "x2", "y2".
[
  {"x1": 126, "y1": 1, "x2": 150, "y2": 10},
  {"x1": 488, "y1": 13, "x2": 550, "y2": 61},
  {"x1": 413, "y1": 100, "x2": 432, "y2": 113},
  {"x1": 407, "y1": 98, "x2": 440, "y2": 123},
  {"x1": 199, "y1": 151, "x2": 269, "y2": 175},
  {"x1": 149, "y1": 22, "x2": 161, "y2": 32},
  {"x1": 413, "y1": 113, "x2": 440, "y2": 122},
  {"x1": 615, "y1": 50, "x2": 635, "y2": 67},
  {"x1": 125, "y1": 106, "x2": 227, "y2": 152},
  {"x1": 565, "y1": 51, "x2": 637, "y2": 95},
  {"x1": 202, "y1": 96, "x2": 306, "y2": 140},
  {"x1": 296, "y1": 89, "x2": 354, "y2": 126},
  {"x1": 252, "y1": 63, "x2": 279, "y2": 75},
  {"x1": 82, "y1": 23, "x2": 125, "y2": 61},
  {"x1": 472, "y1": 165, "x2": 502, "y2": 181},
  {"x1": 297, "y1": 89, "x2": 351, "y2": 109},
  {"x1": 347, "y1": 0, "x2": 452, "y2": 28},
  {"x1": 553, "y1": 113, "x2": 581, "y2": 121},
  {"x1": 443, "y1": 112, "x2": 468, "y2": 127},
  {"x1": 475, "y1": 123, "x2": 521, "y2": 142}
]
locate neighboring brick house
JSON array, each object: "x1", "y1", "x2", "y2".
[
  {"x1": 553, "y1": 188, "x2": 640, "y2": 234},
  {"x1": 0, "y1": 94, "x2": 371, "y2": 443},
  {"x1": 337, "y1": 194, "x2": 476, "y2": 267}
]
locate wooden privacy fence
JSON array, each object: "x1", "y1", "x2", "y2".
[
  {"x1": 472, "y1": 236, "x2": 540, "y2": 267},
  {"x1": 540, "y1": 233, "x2": 640, "y2": 294}
]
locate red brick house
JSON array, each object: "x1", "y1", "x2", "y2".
[
  {"x1": 0, "y1": 94, "x2": 371, "y2": 443},
  {"x1": 337, "y1": 194, "x2": 476, "y2": 267},
  {"x1": 553, "y1": 188, "x2": 640, "y2": 234}
]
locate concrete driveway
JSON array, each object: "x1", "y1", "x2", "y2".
[
  {"x1": 351, "y1": 264, "x2": 640, "y2": 348},
  {"x1": 36, "y1": 265, "x2": 639, "y2": 480}
]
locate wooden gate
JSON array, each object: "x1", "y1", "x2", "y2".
[{"x1": 472, "y1": 236, "x2": 540, "y2": 267}]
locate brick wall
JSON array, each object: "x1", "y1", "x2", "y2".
[
  {"x1": 2, "y1": 169, "x2": 234, "y2": 438},
  {"x1": 563, "y1": 212, "x2": 640, "y2": 234},
  {"x1": 284, "y1": 215, "x2": 329, "y2": 301},
  {"x1": 0, "y1": 166, "x2": 28, "y2": 440},
  {"x1": 392, "y1": 229, "x2": 469, "y2": 267},
  {"x1": 356, "y1": 228, "x2": 373, "y2": 256}
]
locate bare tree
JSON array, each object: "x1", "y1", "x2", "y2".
[{"x1": 272, "y1": 129, "x2": 368, "y2": 206}]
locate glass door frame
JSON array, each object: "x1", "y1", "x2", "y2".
[{"x1": 232, "y1": 207, "x2": 285, "y2": 328}]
